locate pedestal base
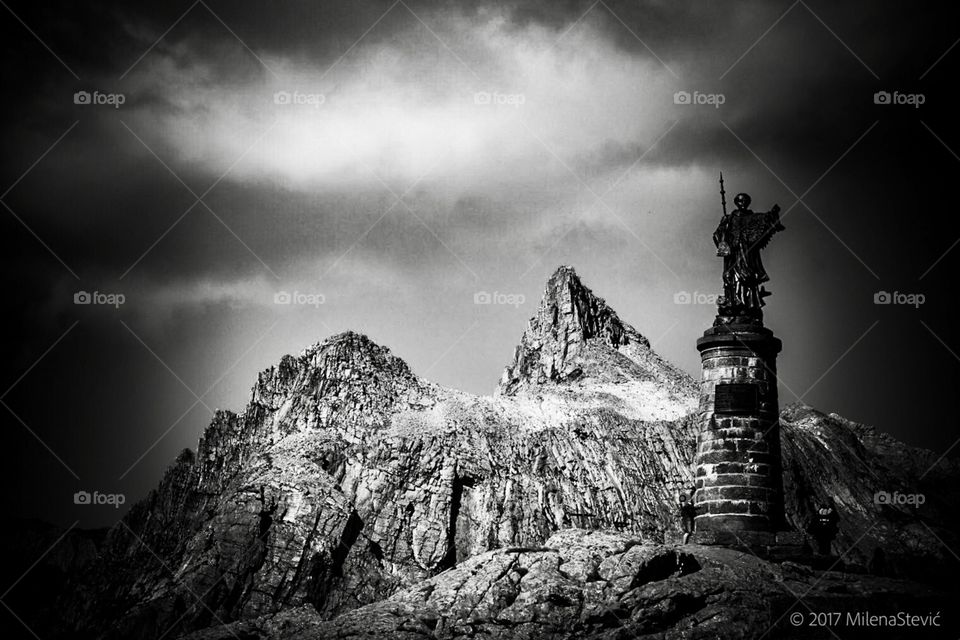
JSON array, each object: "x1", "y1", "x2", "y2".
[
  {"x1": 677, "y1": 530, "x2": 809, "y2": 560},
  {"x1": 693, "y1": 322, "x2": 784, "y2": 533}
]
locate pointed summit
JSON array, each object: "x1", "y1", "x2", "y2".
[{"x1": 498, "y1": 266, "x2": 659, "y2": 395}]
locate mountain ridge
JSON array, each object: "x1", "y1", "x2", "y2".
[{"x1": 16, "y1": 265, "x2": 957, "y2": 639}]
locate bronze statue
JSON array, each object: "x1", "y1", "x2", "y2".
[{"x1": 713, "y1": 173, "x2": 784, "y2": 321}]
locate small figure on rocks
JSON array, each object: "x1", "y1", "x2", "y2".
[
  {"x1": 810, "y1": 500, "x2": 839, "y2": 555},
  {"x1": 679, "y1": 491, "x2": 697, "y2": 544}
]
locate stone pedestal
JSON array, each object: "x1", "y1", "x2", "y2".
[
  {"x1": 683, "y1": 530, "x2": 810, "y2": 560},
  {"x1": 694, "y1": 322, "x2": 784, "y2": 532}
]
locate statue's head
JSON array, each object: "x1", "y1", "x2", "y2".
[{"x1": 733, "y1": 193, "x2": 751, "y2": 210}]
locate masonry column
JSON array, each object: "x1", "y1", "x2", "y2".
[{"x1": 694, "y1": 324, "x2": 783, "y2": 532}]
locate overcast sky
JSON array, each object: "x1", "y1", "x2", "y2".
[{"x1": 2, "y1": 0, "x2": 959, "y2": 526}]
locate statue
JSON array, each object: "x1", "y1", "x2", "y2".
[{"x1": 713, "y1": 173, "x2": 785, "y2": 322}]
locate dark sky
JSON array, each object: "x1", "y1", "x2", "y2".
[{"x1": 2, "y1": 0, "x2": 959, "y2": 527}]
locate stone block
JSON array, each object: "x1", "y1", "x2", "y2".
[
  {"x1": 696, "y1": 451, "x2": 739, "y2": 465},
  {"x1": 715, "y1": 426, "x2": 764, "y2": 440},
  {"x1": 712, "y1": 462, "x2": 749, "y2": 474},
  {"x1": 709, "y1": 485, "x2": 774, "y2": 502},
  {"x1": 690, "y1": 530, "x2": 738, "y2": 545},
  {"x1": 699, "y1": 439, "x2": 736, "y2": 453},
  {"x1": 741, "y1": 452, "x2": 773, "y2": 465},
  {"x1": 739, "y1": 439, "x2": 769, "y2": 453},
  {"x1": 713, "y1": 473, "x2": 771, "y2": 487},
  {"x1": 693, "y1": 514, "x2": 774, "y2": 532},
  {"x1": 775, "y1": 531, "x2": 806, "y2": 546},
  {"x1": 703, "y1": 500, "x2": 751, "y2": 515}
]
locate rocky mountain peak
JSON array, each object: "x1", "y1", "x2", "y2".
[
  {"x1": 299, "y1": 330, "x2": 402, "y2": 364},
  {"x1": 284, "y1": 330, "x2": 414, "y2": 383},
  {"x1": 498, "y1": 265, "x2": 654, "y2": 395},
  {"x1": 546, "y1": 265, "x2": 646, "y2": 347}
]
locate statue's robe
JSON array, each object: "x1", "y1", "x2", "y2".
[{"x1": 713, "y1": 207, "x2": 783, "y2": 310}]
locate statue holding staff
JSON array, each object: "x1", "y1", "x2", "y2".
[{"x1": 713, "y1": 173, "x2": 785, "y2": 320}]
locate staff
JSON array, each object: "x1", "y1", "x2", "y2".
[
  {"x1": 719, "y1": 171, "x2": 728, "y2": 216},
  {"x1": 716, "y1": 172, "x2": 730, "y2": 257}
]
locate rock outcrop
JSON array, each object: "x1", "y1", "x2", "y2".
[
  {"x1": 30, "y1": 266, "x2": 959, "y2": 639},
  {"x1": 179, "y1": 529, "x2": 957, "y2": 640},
  {"x1": 498, "y1": 266, "x2": 695, "y2": 406}
]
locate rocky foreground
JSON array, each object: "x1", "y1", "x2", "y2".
[
  {"x1": 180, "y1": 529, "x2": 953, "y2": 640},
  {"x1": 10, "y1": 266, "x2": 957, "y2": 639}
]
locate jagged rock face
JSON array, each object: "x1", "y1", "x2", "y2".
[
  {"x1": 177, "y1": 530, "x2": 956, "y2": 640},
  {"x1": 55, "y1": 266, "x2": 959, "y2": 640},
  {"x1": 64, "y1": 333, "x2": 434, "y2": 637},
  {"x1": 779, "y1": 404, "x2": 960, "y2": 572},
  {"x1": 498, "y1": 266, "x2": 695, "y2": 406}
]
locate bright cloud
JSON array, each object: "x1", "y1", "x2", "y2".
[{"x1": 122, "y1": 12, "x2": 680, "y2": 191}]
